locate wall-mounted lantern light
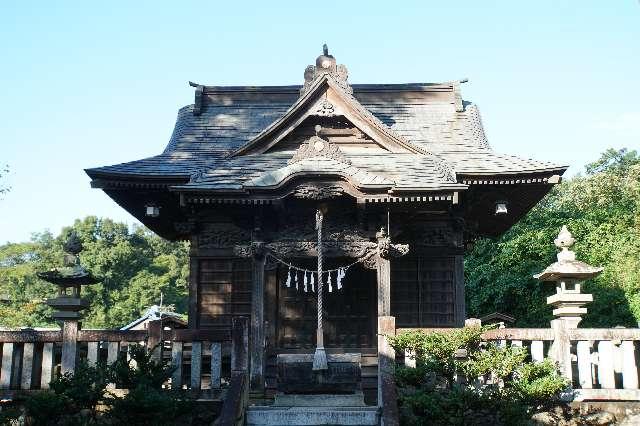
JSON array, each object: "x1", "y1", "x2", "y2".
[
  {"x1": 494, "y1": 201, "x2": 508, "y2": 216},
  {"x1": 145, "y1": 204, "x2": 160, "y2": 218}
]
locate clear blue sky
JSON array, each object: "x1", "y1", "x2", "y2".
[{"x1": 1, "y1": 1, "x2": 639, "y2": 244}]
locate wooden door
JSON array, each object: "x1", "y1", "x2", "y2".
[{"x1": 276, "y1": 262, "x2": 376, "y2": 350}]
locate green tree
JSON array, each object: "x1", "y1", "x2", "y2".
[
  {"x1": 465, "y1": 148, "x2": 640, "y2": 327},
  {"x1": 0, "y1": 217, "x2": 189, "y2": 328}
]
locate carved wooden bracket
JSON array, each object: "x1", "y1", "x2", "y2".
[
  {"x1": 377, "y1": 238, "x2": 410, "y2": 260},
  {"x1": 376, "y1": 228, "x2": 410, "y2": 260},
  {"x1": 233, "y1": 241, "x2": 265, "y2": 259}
]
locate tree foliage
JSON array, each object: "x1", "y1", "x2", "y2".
[
  {"x1": 465, "y1": 148, "x2": 640, "y2": 327},
  {"x1": 0, "y1": 216, "x2": 189, "y2": 328}
]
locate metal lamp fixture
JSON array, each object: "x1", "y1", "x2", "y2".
[
  {"x1": 145, "y1": 204, "x2": 160, "y2": 218},
  {"x1": 494, "y1": 201, "x2": 508, "y2": 215}
]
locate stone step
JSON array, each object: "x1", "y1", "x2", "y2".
[{"x1": 246, "y1": 406, "x2": 379, "y2": 426}]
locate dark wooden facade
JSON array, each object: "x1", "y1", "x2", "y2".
[{"x1": 86, "y1": 48, "x2": 566, "y2": 394}]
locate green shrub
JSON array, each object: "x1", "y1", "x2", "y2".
[
  {"x1": 389, "y1": 326, "x2": 568, "y2": 425},
  {"x1": 19, "y1": 344, "x2": 200, "y2": 425}
]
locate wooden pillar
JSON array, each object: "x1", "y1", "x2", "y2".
[
  {"x1": 187, "y1": 250, "x2": 200, "y2": 329},
  {"x1": 376, "y1": 234, "x2": 391, "y2": 317},
  {"x1": 61, "y1": 320, "x2": 79, "y2": 375},
  {"x1": 378, "y1": 316, "x2": 399, "y2": 426},
  {"x1": 250, "y1": 252, "x2": 266, "y2": 390},
  {"x1": 454, "y1": 254, "x2": 465, "y2": 326}
]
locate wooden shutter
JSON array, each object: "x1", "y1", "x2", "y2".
[
  {"x1": 197, "y1": 258, "x2": 252, "y2": 329},
  {"x1": 391, "y1": 257, "x2": 456, "y2": 327}
]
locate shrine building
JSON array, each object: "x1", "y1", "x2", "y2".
[{"x1": 85, "y1": 47, "x2": 567, "y2": 396}]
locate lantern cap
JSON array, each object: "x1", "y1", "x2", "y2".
[{"x1": 534, "y1": 226, "x2": 603, "y2": 281}]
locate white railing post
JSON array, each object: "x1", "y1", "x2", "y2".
[
  {"x1": 621, "y1": 341, "x2": 639, "y2": 389},
  {"x1": 576, "y1": 341, "x2": 593, "y2": 389}
]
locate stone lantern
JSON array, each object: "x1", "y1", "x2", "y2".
[
  {"x1": 37, "y1": 232, "x2": 100, "y2": 373},
  {"x1": 534, "y1": 226, "x2": 602, "y2": 329},
  {"x1": 38, "y1": 232, "x2": 100, "y2": 320}
]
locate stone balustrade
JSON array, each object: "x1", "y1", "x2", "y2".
[
  {"x1": 396, "y1": 326, "x2": 640, "y2": 402},
  {"x1": 0, "y1": 317, "x2": 248, "y2": 395}
]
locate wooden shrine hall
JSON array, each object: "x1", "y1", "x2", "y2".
[{"x1": 85, "y1": 46, "x2": 567, "y2": 398}]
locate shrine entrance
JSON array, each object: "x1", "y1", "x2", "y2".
[{"x1": 275, "y1": 260, "x2": 376, "y2": 351}]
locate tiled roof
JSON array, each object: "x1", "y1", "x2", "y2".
[{"x1": 86, "y1": 84, "x2": 567, "y2": 191}]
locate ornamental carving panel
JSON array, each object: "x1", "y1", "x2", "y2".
[
  {"x1": 288, "y1": 134, "x2": 350, "y2": 165},
  {"x1": 197, "y1": 223, "x2": 250, "y2": 249},
  {"x1": 291, "y1": 184, "x2": 344, "y2": 200}
]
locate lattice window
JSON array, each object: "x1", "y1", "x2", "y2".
[{"x1": 391, "y1": 257, "x2": 456, "y2": 327}]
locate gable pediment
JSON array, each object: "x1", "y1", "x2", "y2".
[{"x1": 230, "y1": 75, "x2": 425, "y2": 157}]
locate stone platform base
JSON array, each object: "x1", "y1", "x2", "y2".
[
  {"x1": 246, "y1": 406, "x2": 379, "y2": 426},
  {"x1": 273, "y1": 392, "x2": 366, "y2": 407}
]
